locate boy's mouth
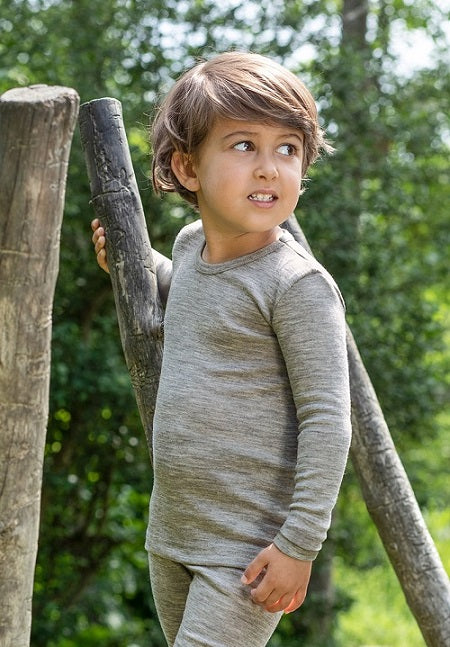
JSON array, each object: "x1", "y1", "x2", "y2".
[{"x1": 248, "y1": 193, "x2": 277, "y2": 202}]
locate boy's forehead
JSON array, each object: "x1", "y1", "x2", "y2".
[{"x1": 210, "y1": 117, "x2": 304, "y2": 141}]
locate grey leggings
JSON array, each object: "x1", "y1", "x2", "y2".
[{"x1": 148, "y1": 553, "x2": 283, "y2": 647}]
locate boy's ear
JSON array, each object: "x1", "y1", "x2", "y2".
[{"x1": 171, "y1": 152, "x2": 200, "y2": 192}]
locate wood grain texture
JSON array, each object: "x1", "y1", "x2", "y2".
[
  {"x1": 78, "y1": 98, "x2": 164, "y2": 457},
  {"x1": 0, "y1": 84, "x2": 79, "y2": 647}
]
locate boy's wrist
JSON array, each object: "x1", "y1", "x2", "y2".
[{"x1": 273, "y1": 532, "x2": 318, "y2": 562}]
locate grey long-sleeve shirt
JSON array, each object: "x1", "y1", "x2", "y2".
[{"x1": 146, "y1": 220, "x2": 351, "y2": 566}]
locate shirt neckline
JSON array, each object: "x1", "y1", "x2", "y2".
[{"x1": 195, "y1": 230, "x2": 292, "y2": 275}]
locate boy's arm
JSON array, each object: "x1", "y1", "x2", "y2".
[
  {"x1": 151, "y1": 249, "x2": 172, "y2": 306},
  {"x1": 243, "y1": 270, "x2": 351, "y2": 613},
  {"x1": 91, "y1": 218, "x2": 172, "y2": 306},
  {"x1": 270, "y1": 272, "x2": 351, "y2": 560}
]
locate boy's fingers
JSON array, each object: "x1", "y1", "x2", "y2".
[
  {"x1": 250, "y1": 581, "x2": 275, "y2": 605},
  {"x1": 94, "y1": 235, "x2": 105, "y2": 254},
  {"x1": 266, "y1": 592, "x2": 293, "y2": 613},
  {"x1": 91, "y1": 218, "x2": 99, "y2": 231},
  {"x1": 96, "y1": 249, "x2": 110, "y2": 273},
  {"x1": 252, "y1": 585, "x2": 281, "y2": 608},
  {"x1": 241, "y1": 552, "x2": 267, "y2": 585},
  {"x1": 283, "y1": 589, "x2": 306, "y2": 614},
  {"x1": 92, "y1": 227, "x2": 104, "y2": 244}
]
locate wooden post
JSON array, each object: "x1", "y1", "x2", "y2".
[
  {"x1": 284, "y1": 216, "x2": 450, "y2": 647},
  {"x1": 0, "y1": 85, "x2": 79, "y2": 647},
  {"x1": 78, "y1": 98, "x2": 164, "y2": 457}
]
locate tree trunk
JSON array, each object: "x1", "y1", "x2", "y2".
[
  {"x1": 341, "y1": 0, "x2": 368, "y2": 50},
  {"x1": 284, "y1": 216, "x2": 450, "y2": 647},
  {"x1": 0, "y1": 85, "x2": 79, "y2": 647},
  {"x1": 78, "y1": 98, "x2": 164, "y2": 458}
]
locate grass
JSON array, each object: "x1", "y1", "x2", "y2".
[{"x1": 333, "y1": 508, "x2": 450, "y2": 647}]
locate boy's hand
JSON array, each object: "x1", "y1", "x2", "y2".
[
  {"x1": 91, "y1": 218, "x2": 109, "y2": 273},
  {"x1": 241, "y1": 543, "x2": 312, "y2": 614}
]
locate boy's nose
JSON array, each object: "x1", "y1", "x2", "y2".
[{"x1": 254, "y1": 154, "x2": 279, "y2": 180}]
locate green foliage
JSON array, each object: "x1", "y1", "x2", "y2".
[
  {"x1": 1, "y1": 0, "x2": 448, "y2": 645},
  {"x1": 334, "y1": 508, "x2": 450, "y2": 646}
]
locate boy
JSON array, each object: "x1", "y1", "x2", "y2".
[{"x1": 92, "y1": 51, "x2": 351, "y2": 647}]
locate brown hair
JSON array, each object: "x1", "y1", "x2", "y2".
[{"x1": 152, "y1": 51, "x2": 331, "y2": 206}]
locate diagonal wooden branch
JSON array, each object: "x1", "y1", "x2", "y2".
[
  {"x1": 283, "y1": 216, "x2": 450, "y2": 647},
  {"x1": 79, "y1": 99, "x2": 450, "y2": 647},
  {"x1": 78, "y1": 98, "x2": 164, "y2": 459}
]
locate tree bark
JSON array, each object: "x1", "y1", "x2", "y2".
[
  {"x1": 341, "y1": 0, "x2": 368, "y2": 50},
  {"x1": 0, "y1": 85, "x2": 79, "y2": 647},
  {"x1": 78, "y1": 98, "x2": 164, "y2": 458},
  {"x1": 284, "y1": 216, "x2": 450, "y2": 647}
]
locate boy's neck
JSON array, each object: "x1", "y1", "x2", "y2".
[{"x1": 201, "y1": 225, "x2": 283, "y2": 264}]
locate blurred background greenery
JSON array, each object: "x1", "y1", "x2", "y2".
[{"x1": 1, "y1": 0, "x2": 449, "y2": 645}]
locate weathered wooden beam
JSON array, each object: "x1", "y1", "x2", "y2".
[
  {"x1": 346, "y1": 330, "x2": 450, "y2": 647},
  {"x1": 78, "y1": 98, "x2": 164, "y2": 458},
  {"x1": 0, "y1": 84, "x2": 79, "y2": 647},
  {"x1": 284, "y1": 215, "x2": 450, "y2": 647}
]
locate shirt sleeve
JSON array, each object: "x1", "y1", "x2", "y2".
[
  {"x1": 271, "y1": 270, "x2": 352, "y2": 561},
  {"x1": 152, "y1": 249, "x2": 172, "y2": 307}
]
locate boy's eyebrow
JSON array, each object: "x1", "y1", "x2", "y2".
[
  {"x1": 221, "y1": 130, "x2": 258, "y2": 142},
  {"x1": 221, "y1": 129, "x2": 304, "y2": 143}
]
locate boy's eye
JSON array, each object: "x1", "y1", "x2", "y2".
[
  {"x1": 277, "y1": 143, "x2": 297, "y2": 156},
  {"x1": 233, "y1": 141, "x2": 253, "y2": 152}
]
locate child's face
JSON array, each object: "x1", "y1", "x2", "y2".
[{"x1": 172, "y1": 118, "x2": 304, "y2": 238}]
